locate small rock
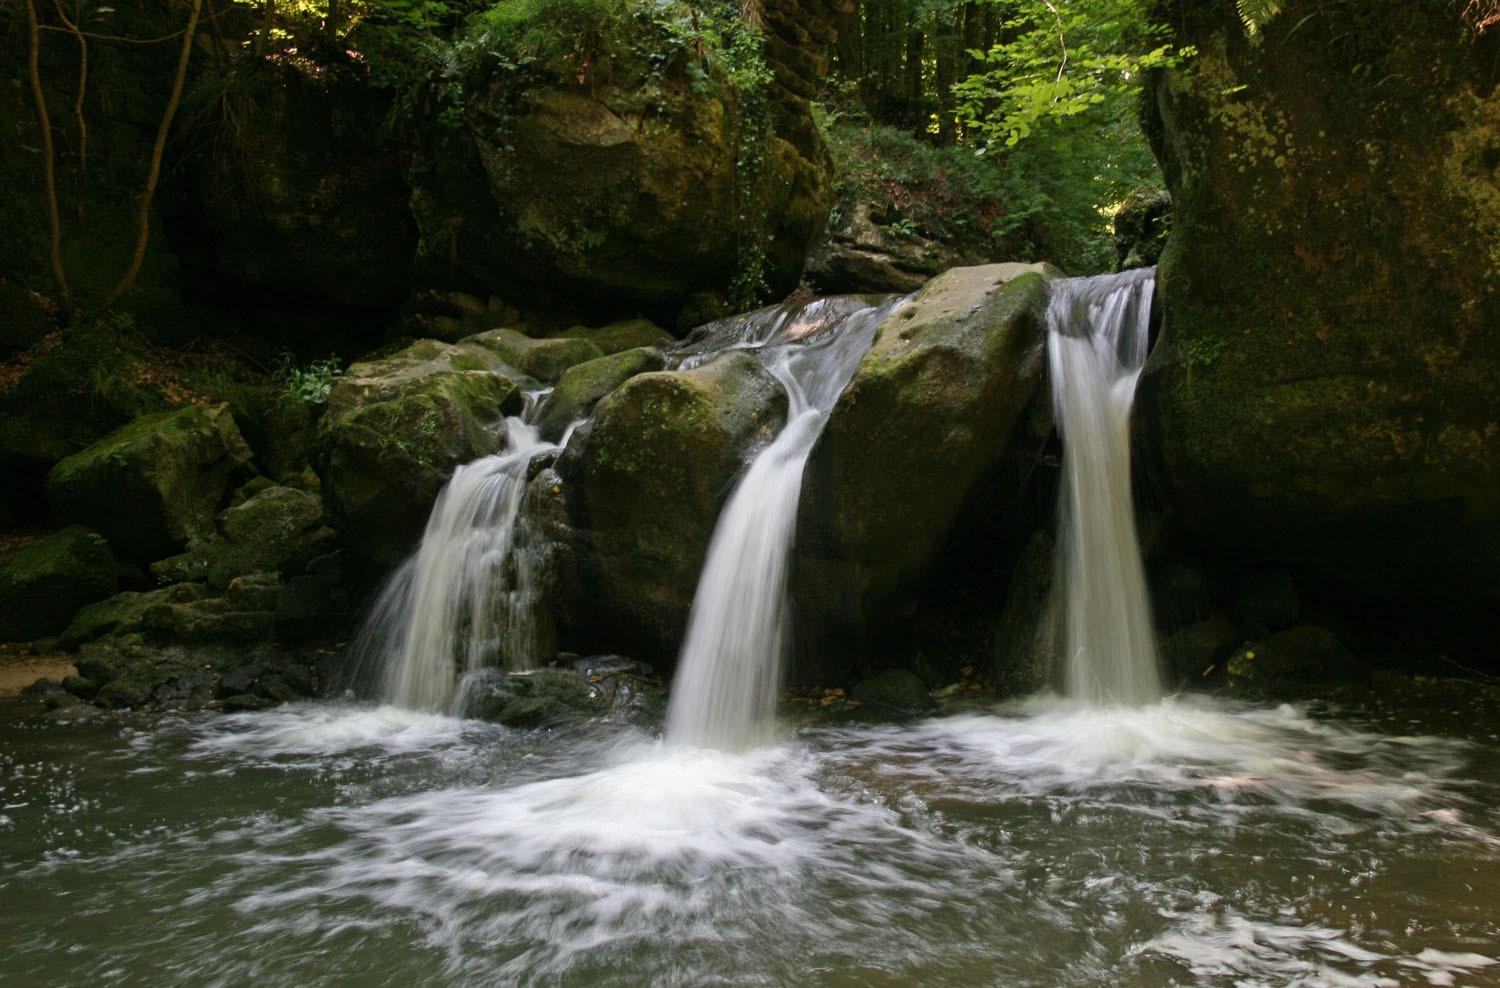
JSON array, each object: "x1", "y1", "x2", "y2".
[{"x1": 851, "y1": 668, "x2": 936, "y2": 715}]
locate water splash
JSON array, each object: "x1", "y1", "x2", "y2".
[
  {"x1": 1047, "y1": 268, "x2": 1162, "y2": 705},
  {"x1": 665, "y1": 298, "x2": 901, "y2": 750},
  {"x1": 354, "y1": 413, "x2": 567, "y2": 713}
]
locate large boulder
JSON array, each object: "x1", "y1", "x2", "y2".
[
  {"x1": 556, "y1": 352, "x2": 788, "y2": 663},
  {"x1": 792, "y1": 263, "x2": 1055, "y2": 676},
  {"x1": 405, "y1": 74, "x2": 832, "y2": 320},
  {"x1": 316, "y1": 338, "x2": 525, "y2": 564},
  {"x1": 0, "y1": 526, "x2": 118, "y2": 641},
  {"x1": 46, "y1": 403, "x2": 253, "y2": 565},
  {"x1": 1139, "y1": 2, "x2": 1500, "y2": 653}
]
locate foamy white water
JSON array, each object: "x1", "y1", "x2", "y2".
[
  {"x1": 1047, "y1": 269, "x2": 1163, "y2": 705},
  {"x1": 354, "y1": 415, "x2": 564, "y2": 713},
  {"x1": 3, "y1": 697, "x2": 1497, "y2": 987},
  {"x1": 665, "y1": 299, "x2": 899, "y2": 750}
]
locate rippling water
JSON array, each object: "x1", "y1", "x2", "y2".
[{"x1": 3, "y1": 695, "x2": 1497, "y2": 987}]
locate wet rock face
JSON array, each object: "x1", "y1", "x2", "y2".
[
  {"x1": 315, "y1": 338, "x2": 526, "y2": 565},
  {"x1": 1140, "y1": 1, "x2": 1500, "y2": 613},
  {"x1": 793, "y1": 263, "x2": 1055, "y2": 677},
  {"x1": 555, "y1": 351, "x2": 789, "y2": 665}
]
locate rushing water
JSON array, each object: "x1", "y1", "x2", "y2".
[
  {"x1": 352, "y1": 404, "x2": 567, "y2": 713},
  {"x1": 1048, "y1": 269, "x2": 1162, "y2": 706},
  {"x1": 666, "y1": 298, "x2": 898, "y2": 751},
  {"x1": 3, "y1": 693, "x2": 1498, "y2": 987}
]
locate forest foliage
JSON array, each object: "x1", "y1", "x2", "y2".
[{"x1": 11, "y1": 0, "x2": 1189, "y2": 322}]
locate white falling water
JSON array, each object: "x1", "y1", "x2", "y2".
[
  {"x1": 360, "y1": 411, "x2": 566, "y2": 713},
  {"x1": 1048, "y1": 268, "x2": 1163, "y2": 706},
  {"x1": 665, "y1": 299, "x2": 900, "y2": 750}
]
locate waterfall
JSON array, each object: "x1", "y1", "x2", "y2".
[
  {"x1": 665, "y1": 298, "x2": 900, "y2": 750},
  {"x1": 356, "y1": 403, "x2": 566, "y2": 713},
  {"x1": 1047, "y1": 268, "x2": 1162, "y2": 706}
]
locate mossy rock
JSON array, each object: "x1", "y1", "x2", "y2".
[
  {"x1": 0, "y1": 526, "x2": 118, "y2": 641},
  {"x1": 317, "y1": 338, "x2": 525, "y2": 564},
  {"x1": 46, "y1": 403, "x2": 254, "y2": 565},
  {"x1": 150, "y1": 485, "x2": 334, "y2": 589},
  {"x1": 557, "y1": 317, "x2": 672, "y2": 355},
  {"x1": 405, "y1": 76, "x2": 831, "y2": 319},
  {"x1": 792, "y1": 263, "x2": 1055, "y2": 678},
  {"x1": 559, "y1": 351, "x2": 787, "y2": 663},
  {"x1": 60, "y1": 584, "x2": 207, "y2": 649},
  {"x1": 533, "y1": 346, "x2": 667, "y2": 442},
  {"x1": 1140, "y1": 0, "x2": 1500, "y2": 625},
  {"x1": 463, "y1": 328, "x2": 604, "y2": 382}
]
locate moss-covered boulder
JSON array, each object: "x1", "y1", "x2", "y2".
[
  {"x1": 557, "y1": 352, "x2": 787, "y2": 663},
  {"x1": 405, "y1": 74, "x2": 831, "y2": 320},
  {"x1": 1140, "y1": 2, "x2": 1500, "y2": 646},
  {"x1": 534, "y1": 347, "x2": 668, "y2": 442},
  {"x1": 150, "y1": 485, "x2": 334, "y2": 589},
  {"x1": 46, "y1": 403, "x2": 253, "y2": 565},
  {"x1": 0, "y1": 526, "x2": 118, "y2": 641},
  {"x1": 792, "y1": 263, "x2": 1054, "y2": 675},
  {"x1": 317, "y1": 339, "x2": 525, "y2": 563},
  {"x1": 557, "y1": 317, "x2": 672, "y2": 355},
  {"x1": 463, "y1": 328, "x2": 604, "y2": 382}
]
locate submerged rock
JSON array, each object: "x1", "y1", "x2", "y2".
[
  {"x1": 46, "y1": 404, "x2": 254, "y2": 565},
  {"x1": 460, "y1": 666, "x2": 665, "y2": 729},
  {"x1": 0, "y1": 526, "x2": 118, "y2": 641}
]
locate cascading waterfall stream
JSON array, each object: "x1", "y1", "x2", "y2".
[
  {"x1": 355, "y1": 397, "x2": 567, "y2": 713},
  {"x1": 1047, "y1": 268, "x2": 1163, "y2": 706},
  {"x1": 665, "y1": 298, "x2": 902, "y2": 751}
]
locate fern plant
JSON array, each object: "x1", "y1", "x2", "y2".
[{"x1": 1236, "y1": 0, "x2": 1283, "y2": 35}]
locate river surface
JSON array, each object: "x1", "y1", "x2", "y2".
[{"x1": 3, "y1": 689, "x2": 1498, "y2": 987}]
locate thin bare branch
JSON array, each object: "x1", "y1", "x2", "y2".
[
  {"x1": 101, "y1": 0, "x2": 203, "y2": 311},
  {"x1": 23, "y1": 0, "x2": 72, "y2": 321}
]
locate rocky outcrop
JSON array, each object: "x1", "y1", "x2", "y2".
[
  {"x1": 405, "y1": 68, "x2": 832, "y2": 320},
  {"x1": 805, "y1": 201, "x2": 991, "y2": 294},
  {"x1": 46, "y1": 403, "x2": 254, "y2": 565},
  {"x1": 555, "y1": 352, "x2": 788, "y2": 663},
  {"x1": 1140, "y1": 1, "x2": 1500, "y2": 655},
  {"x1": 316, "y1": 337, "x2": 526, "y2": 564},
  {"x1": 163, "y1": 56, "x2": 416, "y2": 312},
  {"x1": 793, "y1": 263, "x2": 1054, "y2": 676}
]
